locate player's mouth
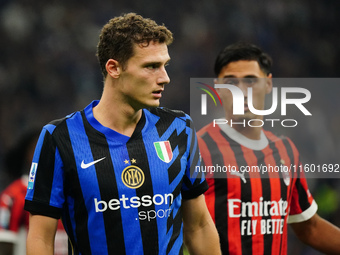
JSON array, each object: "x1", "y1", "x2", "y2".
[{"x1": 152, "y1": 89, "x2": 163, "y2": 98}]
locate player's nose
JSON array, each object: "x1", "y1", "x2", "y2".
[
  {"x1": 238, "y1": 83, "x2": 248, "y2": 97},
  {"x1": 157, "y1": 66, "x2": 170, "y2": 86}
]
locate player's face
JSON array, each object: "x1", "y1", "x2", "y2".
[
  {"x1": 216, "y1": 60, "x2": 272, "y2": 121},
  {"x1": 118, "y1": 41, "x2": 170, "y2": 109}
]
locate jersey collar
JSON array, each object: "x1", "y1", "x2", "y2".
[
  {"x1": 84, "y1": 100, "x2": 146, "y2": 143},
  {"x1": 217, "y1": 121, "x2": 269, "y2": 150}
]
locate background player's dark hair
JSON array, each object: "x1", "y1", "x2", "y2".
[
  {"x1": 214, "y1": 42, "x2": 272, "y2": 76},
  {"x1": 97, "y1": 12, "x2": 173, "y2": 78},
  {"x1": 4, "y1": 128, "x2": 40, "y2": 180}
]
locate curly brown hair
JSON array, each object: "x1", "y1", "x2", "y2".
[{"x1": 97, "y1": 13, "x2": 173, "y2": 78}]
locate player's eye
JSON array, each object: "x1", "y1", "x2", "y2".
[
  {"x1": 146, "y1": 64, "x2": 159, "y2": 70},
  {"x1": 146, "y1": 65, "x2": 155, "y2": 70},
  {"x1": 243, "y1": 78, "x2": 258, "y2": 86},
  {"x1": 222, "y1": 78, "x2": 238, "y2": 85}
]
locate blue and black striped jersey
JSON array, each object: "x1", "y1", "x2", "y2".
[{"x1": 25, "y1": 100, "x2": 207, "y2": 255}]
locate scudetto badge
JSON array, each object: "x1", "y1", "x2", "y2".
[{"x1": 121, "y1": 165, "x2": 145, "y2": 189}]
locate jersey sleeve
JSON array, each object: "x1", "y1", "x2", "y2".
[
  {"x1": 24, "y1": 125, "x2": 65, "y2": 219},
  {"x1": 287, "y1": 146, "x2": 318, "y2": 223},
  {"x1": 181, "y1": 115, "x2": 208, "y2": 199}
]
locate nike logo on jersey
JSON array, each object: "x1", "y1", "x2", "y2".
[{"x1": 81, "y1": 157, "x2": 106, "y2": 169}]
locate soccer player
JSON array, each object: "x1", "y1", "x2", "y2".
[
  {"x1": 197, "y1": 42, "x2": 340, "y2": 254},
  {"x1": 0, "y1": 129, "x2": 68, "y2": 255},
  {"x1": 24, "y1": 13, "x2": 220, "y2": 255}
]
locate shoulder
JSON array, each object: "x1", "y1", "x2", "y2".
[
  {"x1": 147, "y1": 107, "x2": 187, "y2": 118},
  {"x1": 197, "y1": 122, "x2": 215, "y2": 137},
  {"x1": 264, "y1": 129, "x2": 299, "y2": 152},
  {"x1": 146, "y1": 107, "x2": 191, "y2": 124},
  {"x1": 42, "y1": 111, "x2": 80, "y2": 136},
  {"x1": 264, "y1": 129, "x2": 290, "y2": 142}
]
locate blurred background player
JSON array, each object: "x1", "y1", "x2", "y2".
[
  {"x1": 197, "y1": 42, "x2": 340, "y2": 254},
  {"x1": 0, "y1": 128, "x2": 68, "y2": 255}
]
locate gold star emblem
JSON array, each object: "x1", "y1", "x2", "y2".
[
  {"x1": 124, "y1": 159, "x2": 129, "y2": 164},
  {"x1": 131, "y1": 158, "x2": 137, "y2": 164}
]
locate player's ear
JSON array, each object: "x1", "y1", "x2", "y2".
[
  {"x1": 106, "y1": 59, "x2": 121, "y2": 79},
  {"x1": 265, "y1": 73, "x2": 273, "y2": 94}
]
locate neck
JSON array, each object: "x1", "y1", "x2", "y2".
[
  {"x1": 93, "y1": 85, "x2": 142, "y2": 137},
  {"x1": 228, "y1": 117, "x2": 263, "y2": 140}
]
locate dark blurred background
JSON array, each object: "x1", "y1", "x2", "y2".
[{"x1": 1, "y1": 0, "x2": 339, "y2": 254}]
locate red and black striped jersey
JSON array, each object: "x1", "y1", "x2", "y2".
[
  {"x1": 197, "y1": 122, "x2": 317, "y2": 255},
  {"x1": 0, "y1": 176, "x2": 68, "y2": 255}
]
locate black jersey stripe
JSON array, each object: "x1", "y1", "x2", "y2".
[
  {"x1": 167, "y1": 179, "x2": 182, "y2": 232},
  {"x1": 166, "y1": 205, "x2": 182, "y2": 254},
  {"x1": 188, "y1": 123, "x2": 203, "y2": 186},
  {"x1": 282, "y1": 139, "x2": 297, "y2": 223},
  {"x1": 201, "y1": 132, "x2": 229, "y2": 254},
  {"x1": 81, "y1": 111, "x2": 126, "y2": 255},
  {"x1": 131, "y1": 110, "x2": 146, "y2": 140},
  {"x1": 282, "y1": 138, "x2": 297, "y2": 200},
  {"x1": 282, "y1": 139, "x2": 310, "y2": 210},
  {"x1": 179, "y1": 244, "x2": 183, "y2": 254},
  {"x1": 268, "y1": 138, "x2": 287, "y2": 200},
  {"x1": 294, "y1": 178, "x2": 311, "y2": 212},
  {"x1": 54, "y1": 119, "x2": 92, "y2": 254},
  {"x1": 278, "y1": 138, "x2": 296, "y2": 254},
  {"x1": 167, "y1": 128, "x2": 188, "y2": 184},
  {"x1": 33, "y1": 131, "x2": 56, "y2": 208},
  {"x1": 167, "y1": 117, "x2": 196, "y2": 254},
  {"x1": 267, "y1": 137, "x2": 286, "y2": 255},
  {"x1": 172, "y1": 176, "x2": 183, "y2": 201},
  {"x1": 126, "y1": 135, "x2": 159, "y2": 255},
  {"x1": 221, "y1": 132, "x2": 254, "y2": 255},
  {"x1": 153, "y1": 108, "x2": 177, "y2": 137},
  {"x1": 166, "y1": 182, "x2": 183, "y2": 254},
  {"x1": 254, "y1": 149, "x2": 271, "y2": 255}
]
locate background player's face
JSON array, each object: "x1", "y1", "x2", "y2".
[
  {"x1": 216, "y1": 60, "x2": 272, "y2": 121},
  {"x1": 118, "y1": 41, "x2": 170, "y2": 109}
]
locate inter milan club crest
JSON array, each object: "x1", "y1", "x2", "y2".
[
  {"x1": 154, "y1": 141, "x2": 173, "y2": 163},
  {"x1": 121, "y1": 165, "x2": 145, "y2": 189}
]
